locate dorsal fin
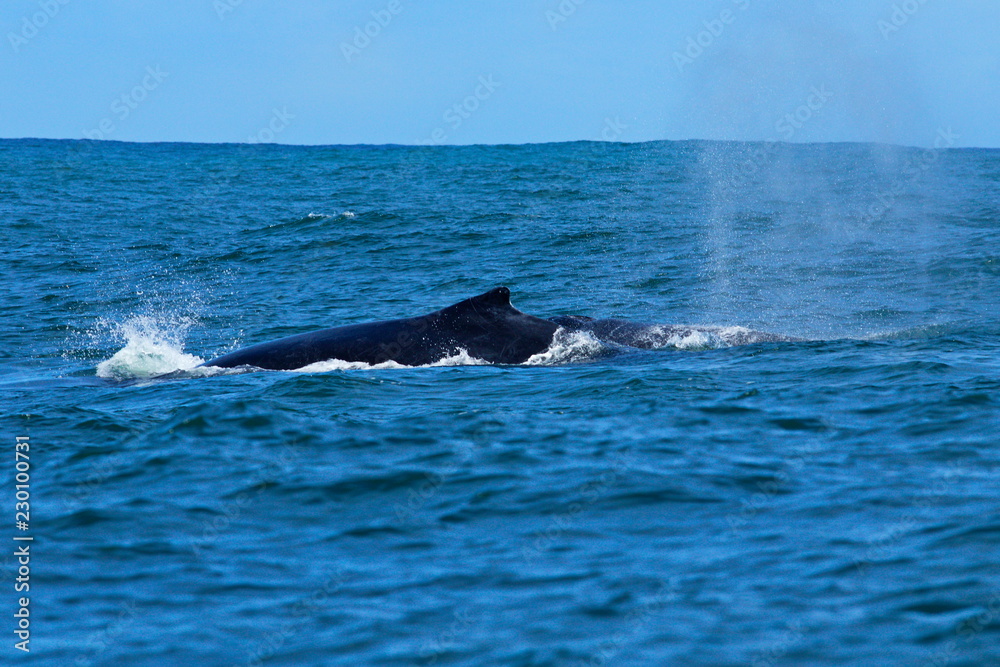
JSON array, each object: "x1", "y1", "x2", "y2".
[
  {"x1": 436, "y1": 286, "x2": 514, "y2": 319},
  {"x1": 471, "y1": 286, "x2": 511, "y2": 308}
]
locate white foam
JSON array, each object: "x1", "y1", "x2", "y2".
[
  {"x1": 428, "y1": 349, "x2": 490, "y2": 367},
  {"x1": 95, "y1": 315, "x2": 204, "y2": 379},
  {"x1": 295, "y1": 358, "x2": 409, "y2": 372},
  {"x1": 638, "y1": 325, "x2": 764, "y2": 350},
  {"x1": 294, "y1": 348, "x2": 489, "y2": 372},
  {"x1": 301, "y1": 335, "x2": 604, "y2": 371},
  {"x1": 713, "y1": 326, "x2": 762, "y2": 346},
  {"x1": 304, "y1": 211, "x2": 355, "y2": 221},
  {"x1": 524, "y1": 328, "x2": 605, "y2": 365},
  {"x1": 662, "y1": 328, "x2": 720, "y2": 350}
]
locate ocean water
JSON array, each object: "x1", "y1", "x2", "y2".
[{"x1": 2, "y1": 138, "x2": 999, "y2": 666}]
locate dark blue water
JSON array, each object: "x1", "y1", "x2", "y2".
[{"x1": 3, "y1": 138, "x2": 999, "y2": 666}]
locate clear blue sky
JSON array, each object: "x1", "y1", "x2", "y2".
[{"x1": 3, "y1": 0, "x2": 998, "y2": 147}]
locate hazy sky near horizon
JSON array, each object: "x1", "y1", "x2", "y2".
[{"x1": 3, "y1": 0, "x2": 998, "y2": 148}]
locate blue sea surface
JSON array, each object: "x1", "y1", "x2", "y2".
[{"x1": 2, "y1": 138, "x2": 999, "y2": 666}]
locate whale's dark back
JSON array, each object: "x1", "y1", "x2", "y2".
[{"x1": 202, "y1": 287, "x2": 559, "y2": 370}]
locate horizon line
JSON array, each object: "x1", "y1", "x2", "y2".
[{"x1": 1, "y1": 136, "x2": 993, "y2": 152}]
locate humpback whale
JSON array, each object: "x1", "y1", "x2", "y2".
[
  {"x1": 202, "y1": 287, "x2": 801, "y2": 371},
  {"x1": 202, "y1": 286, "x2": 558, "y2": 370}
]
